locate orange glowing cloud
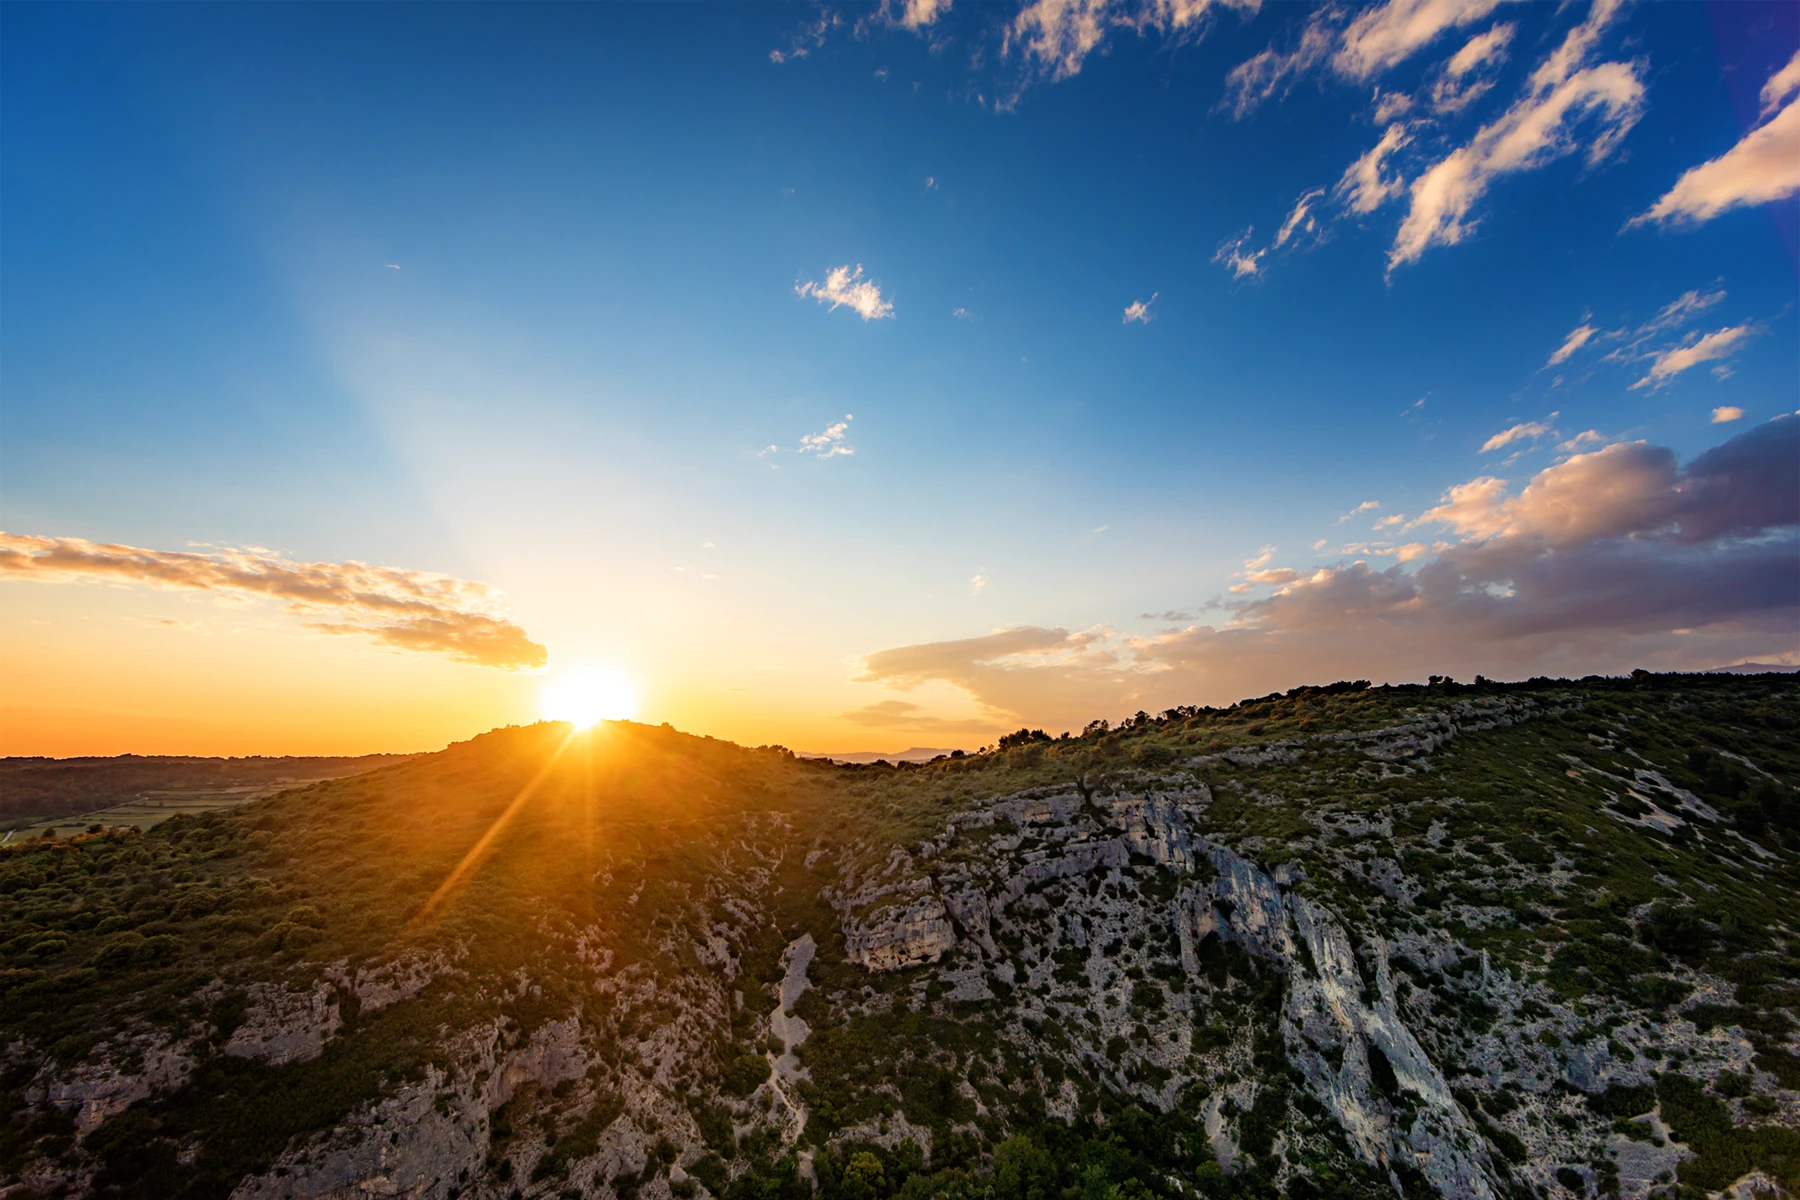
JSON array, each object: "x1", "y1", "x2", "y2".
[{"x1": 0, "y1": 532, "x2": 546, "y2": 670}]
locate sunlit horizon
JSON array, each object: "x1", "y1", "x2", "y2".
[{"x1": 539, "y1": 666, "x2": 640, "y2": 729}]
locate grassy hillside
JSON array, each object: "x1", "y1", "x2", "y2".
[{"x1": 1, "y1": 674, "x2": 1796, "y2": 1200}]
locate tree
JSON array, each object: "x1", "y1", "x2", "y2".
[
  {"x1": 838, "y1": 1152, "x2": 887, "y2": 1200},
  {"x1": 991, "y1": 1136, "x2": 1055, "y2": 1200}
]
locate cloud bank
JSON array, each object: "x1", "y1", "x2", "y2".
[
  {"x1": 0, "y1": 533, "x2": 547, "y2": 670},
  {"x1": 854, "y1": 419, "x2": 1799, "y2": 727}
]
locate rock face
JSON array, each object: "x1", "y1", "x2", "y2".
[
  {"x1": 1283, "y1": 897, "x2": 1495, "y2": 1199},
  {"x1": 1204, "y1": 844, "x2": 1292, "y2": 963}
]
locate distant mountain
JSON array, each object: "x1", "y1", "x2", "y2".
[
  {"x1": 800, "y1": 746, "x2": 964, "y2": 765},
  {"x1": 2, "y1": 674, "x2": 1797, "y2": 1200},
  {"x1": 1701, "y1": 662, "x2": 1800, "y2": 675}
]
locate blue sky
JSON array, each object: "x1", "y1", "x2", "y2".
[{"x1": 3, "y1": 1, "x2": 1797, "y2": 754}]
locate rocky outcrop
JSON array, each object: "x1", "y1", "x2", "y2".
[
  {"x1": 1313, "y1": 696, "x2": 1545, "y2": 762},
  {"x1": 995, "y1": 839, "x2": 1131, "y2": 911},
  {"x1": 1223, "y1": 743, "x2": 1303, "y2": 767},
  {"x1": 939, "y1": 876, "x2": 997, "y2": 956},
  {"x1": 843, "y1": 894, "x2": 958, "y2": 971},
  {"x1": 230, "y1": 1059, "x2": 480, "y2": 1200},
  {"x1": 1203, "y1": 844, "x2": 1292, "y2": 962},
  {"x1": 1108, "y1": 787, "x2": 1209, "y2": 869},
  {"x1": 344, "y1": 950, "x2": 465, "y2": 1014},
  {"x1": 224, "y1": 982, "x2": 342, "y2": 1066},
  {"x1": 42, "y1": 1031, "x2": 194, "y2": 1137},
  {"x1": 232, "y1": 1014, "x2": 595, "y2": 1200}
]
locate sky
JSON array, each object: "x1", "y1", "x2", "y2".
[{"x1": 2, "y1": 0, "x2": 1797, "y2": 758}]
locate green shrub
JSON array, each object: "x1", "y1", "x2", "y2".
[
  {"x1": 134, "y1": 935, "x2": 182, "y2": 966},
  {"x1": 722, "y1": 1048, "x2": 769, "y2": 1097},
  {"x1": 284, "y1": 905, "x2": 326, "y2": 929},
  {"x1": 91, "y1": 933, "x2": 145, "y2": 970}
]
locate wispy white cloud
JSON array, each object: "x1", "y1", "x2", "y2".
[
  {"x1": 1430, "y1": 22, "x2": 1514, "y2": 113},
  {"x1": 1762, "y1": 47, "x2": 1800, "y2": 117},
  {"x1": 1224, "y1": 19, "x2": 1336, "y2": 117},
  {"x1": 1645, "y1": 286, "x2": 1726, "y2": 331},
  {"x1": 1390, "y1": 0, "x2": 1642, "y2": 269},
  {"x1": 1006, "y1": 0, "x2": 1111, "y2": 83},
  {"x1": 1228, "y1": 2, "x2": 1635, "y2": 279},
  {"x1": 1208, "y1": 185, "x2": 1325, "y2": 276},
  {"x1": 1122, "y1": 292, "x2": 1159, "y2": 323},
  {"x1": 1274, "y1": 187, "x2": 1327, "y2": 247},
  {"x1": 1558, "y1": 429, "x2": 1609, "y2": 453},
  {"x1": 1712, "y1": 406, "x2": 1744, "y2": 425},
  {"x1": 1335, "y1": 123, "x2": 1410, "y2": 215},
  {"x1": 799, "y1": 414, "x2": 857, "y2": 457},
  {"x1": 971, "y1": 572, "x2": 988, "y2": 596},
  {"x1": 1374, "y1": 513, "x2": 1405, "y2": 530},
  {"x1": 1226, "y1": 0, "x2": 1516, "y2": 116},
  {"x1": 1336, "y1": 500, "x2": 1381, "y2": 524},
  {"x1": 1228, "y1": 566, "x2": 1303, "y2": 593},
  {"x1": 952, "y1": 306, "x2": 974, "y2": 320},
  {"x1": 894, "y1": 0, "x2": 951, "y2": 31},
  {"x1": 1333, "y1": 0, "x2": 1517, "y2": 81},
  {"x1": 1336, "y1": 540, "x2": 1433, "y2": 562},
  {"x1": 769, "y1": 11, "x2": 841, "y2": 63},
  {"x1": 1546, "y1": 322, "x2": 1596, "y2": 366},
  {"x1": 1373, "y1": 90, "x2": 1413, "y2": 124},
  {"x1": 1212, "y1": 229, "x2": 1265, "y2": 278},
  {"x1": 1481, "y1": 413, "x2": 1557, "y2": 453},
  {"x1": 1007, "y1": 0, "x2": 1257, "y2": 90},
  {"x1": 1631, "y1": 54, "x2": 1800, "y2": 228},
  {"x1": 1444, "y1": 21, "x2": 1514, "y2": 77},
  {"x1": 0, "y1": 533, "x2": 546, "y2": 669},
  {"x1": 796, "y1": 265, "x2": 895, "y2": 321},
  {"x1": 1630, "y1": 325, "x2": 1760, "y2": 390}
]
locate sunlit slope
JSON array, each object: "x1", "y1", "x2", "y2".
[{"x1": 2, "y1": 675, "x2": 1798, "y2": 1200}]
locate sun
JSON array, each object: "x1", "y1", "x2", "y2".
[{"x1": 539, "y1": 666, "x2": 639, "y2": 728}]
